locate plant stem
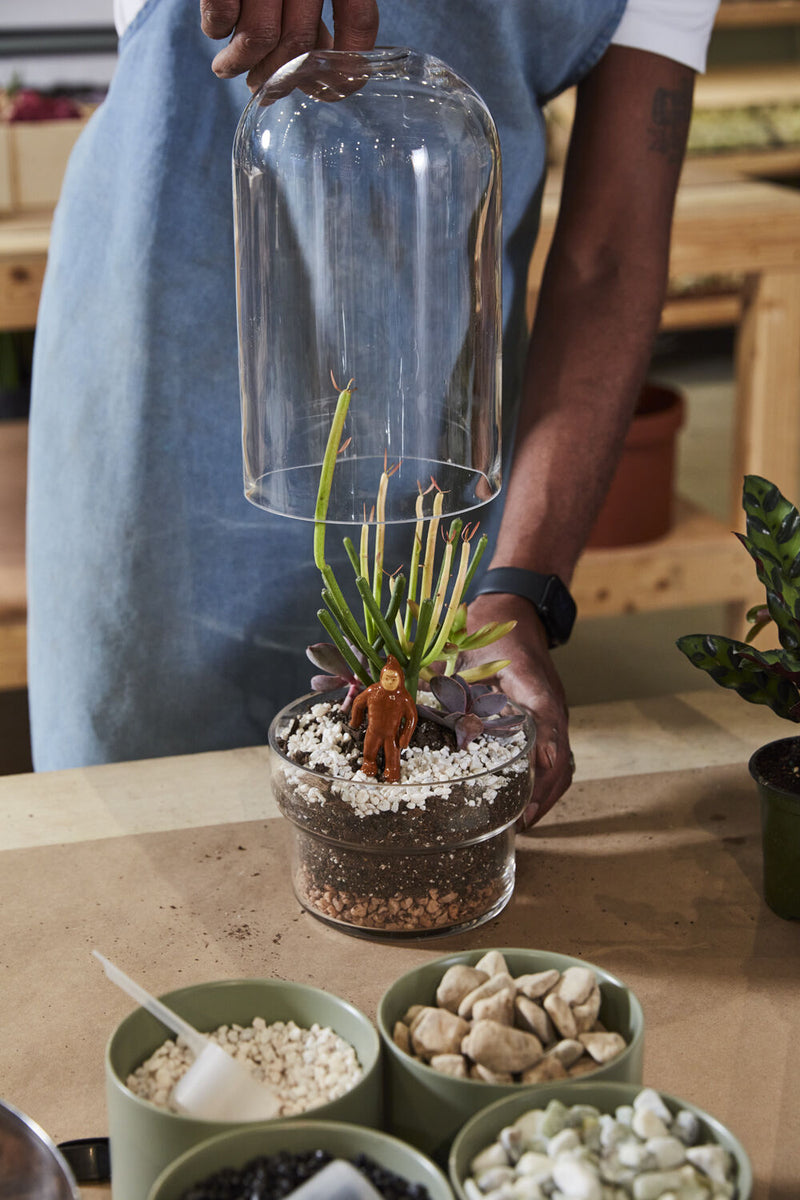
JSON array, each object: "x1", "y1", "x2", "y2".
[
  {"x1": 313, "y1": 379, "x2": 353, "y2": 573},
  {"x1": 321, "y1": 583, "x2": 383, "y2": 674},
  {"x1": 372, "y1": 462, "x2": 391, "y2": 618},
  {"x1": 419, "y1": 488, "x2": 444, "y2": 607},
  {"x1": 462, "y1": 533, "x2": 488, "y2": 594},
  {"x1": 429, "y1": 519, "x2": 462, "y2": 634},
  {"x1": 422, "y1": 536, "x2": 473, "y2": 666},
  {"x1": 358, "y1": 518, "x2": 373, "y2": 641},
  {"x1": 356, "y1": 577, "x2": 408, "y2": 666},
  {"x1": 383, "y1": 572, "x2": 407, "y2": 632},
  {"x1": 343, "y1": 536, "x2": 361, "y2": 577},
  {"x1": 316, "y1": 610, "x2": 372, "y2": 686},
  {"x1": 404, "y1": 482, "x2": 429, "y2": 639},
  {"x1": 404, "y1": 596, "x2": 435, "y2": 700}
]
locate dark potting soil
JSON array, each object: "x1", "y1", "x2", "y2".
[
  {"x1": 179, "y1": 1149, "x2": 430, "y2": 1200},
  {"x1": 752, "y1": 737, "x2": 800, "y2": 795}
]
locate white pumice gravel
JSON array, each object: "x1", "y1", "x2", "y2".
[
  {"x1": 280, "y1": 702, "x2": 527, "y2": 816},
  {"x1": 462, "y1": 1088, "x2": 738, "y2": 1200},
  {"x1": 126, "y1": 1017, "x2": 362, "y2": 1116}
]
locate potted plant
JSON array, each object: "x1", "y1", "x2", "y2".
[
  {"x1": 676, "y1": 473, "x2": 800, "y2": 920},
  {"x1": 268, "y1": 379, "x2": 536, "y2": 939}
]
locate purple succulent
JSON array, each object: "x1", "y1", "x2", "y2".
[
  {"x1": 416, "y1": 673, "x2": 526, "y2": 749},
  {"x1": 306, "y1": 643, "x2": 366, "y2": 714}
]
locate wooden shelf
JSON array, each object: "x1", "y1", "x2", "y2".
[
  {"x1": 716, "y1": 1, "x2": 800, "y2": 28},
  {"x1": 688, "y1": 64, "x2": 800, "y2": 178},
  {"x1": 572, "y1": 499, "x2": 758, "y2": 618},
  {"x1": 0, "y1": 210, "x2": 50, "y2": 330},
  {"x1": 694, "y1": 62, "x2": 800, "y2": 108},
  {"x1": 661, "y1": 291, "x2": 742, "y2": 330},
  {"x1": 688, "y1": 145, "x2": 800, "y2": 178}
]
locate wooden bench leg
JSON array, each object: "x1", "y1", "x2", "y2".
[
  {"x1": 731, "y1": 269, "x2": 800, "y2": 520},
  {"x1": 0, "y1": 622, "x2": 27, "y2": 691},
  {"x1": 723, "y1": 269, "x2": 800, "y2": 641}
]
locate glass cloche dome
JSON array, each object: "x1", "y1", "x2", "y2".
[{"x1": 233, "y1": 47, "x2": 502, "y2": 525}]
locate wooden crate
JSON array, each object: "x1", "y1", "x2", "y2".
[{"x1": 0, "y1": 118, "x2": 88, "y2": 215}]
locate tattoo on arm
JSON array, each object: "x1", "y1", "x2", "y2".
[{"x1": 648, "y1": 78, "x2": 693, "y2": 164}]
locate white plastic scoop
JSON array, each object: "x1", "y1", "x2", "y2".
[
  {"x1": 93, "y1": 951, "x2": 279, "y2": 1122},
  {"x1": 285, "y1": 1161, "x2": 383, "y2": 1200}
]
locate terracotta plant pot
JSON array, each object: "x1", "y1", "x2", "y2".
[
  {"x1": 749, "y1": 736, "x2": 800, "y2": 920},
  {"x1": 588, "y1": 382, "x2": 685, "y2": 548}
]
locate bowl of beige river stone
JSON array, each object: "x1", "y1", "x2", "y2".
[
  {"x1": 377, "y1": 948, "x2": 643, "y2": 1159},
  {"x1": 105, "y1": 977, "x2": 381, "y2": 1200}
]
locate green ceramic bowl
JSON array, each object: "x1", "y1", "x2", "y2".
[
  {"x1": 147, "y1": 1119, "x2": 453, "y2": 1200},
  {"x1": 377, "y1": 948, "x2": 644, "y2": 1161},
  {"x1": 449, "y1": 1081, "x2": 752, "y2": 1200},
  {"x1": 105, "y1": 978, "x2": 381, "y2": 1200}
]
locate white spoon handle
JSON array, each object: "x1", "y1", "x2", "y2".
[{"x1": 93, "y1": 950, "x2": 207, "y2": 1057}]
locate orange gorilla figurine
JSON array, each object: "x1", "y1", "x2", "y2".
[{"x1": 350, "y1": 656, "x2": 418, "y2": 783}]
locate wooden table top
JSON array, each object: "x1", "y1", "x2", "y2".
[{"x1": 1, "y1": 689, "x2": 798, "y2": 1199}]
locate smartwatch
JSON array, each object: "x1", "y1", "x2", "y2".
[{"x1": 471, "y1": 567, "x2": 577, "y2": 648}]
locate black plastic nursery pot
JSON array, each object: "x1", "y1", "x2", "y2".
[{"x1": 748, "y1": 736, "x2": 800, "y2": 921}]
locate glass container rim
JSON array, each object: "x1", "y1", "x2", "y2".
[{"x1": 268, "y1": 690, "x2": 535, "y2": 791}]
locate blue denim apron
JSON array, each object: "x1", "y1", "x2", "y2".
[{"x1": 27, "y1": 0, "x2": 624, "y2": 768}]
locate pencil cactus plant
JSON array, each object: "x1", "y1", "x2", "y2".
[
  {"x1": 310, "y1": 377, "x2": 515, "y2": 702},
  {"x1": 676, "y1": 474, "x2": 800, "y2": 721}
]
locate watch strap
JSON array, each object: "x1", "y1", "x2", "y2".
[{"x1": 471, "y1": 567, "x2": 576, "y2": 648}]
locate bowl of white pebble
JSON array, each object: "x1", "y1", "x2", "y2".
[
  {"x1": 448, "y1": 1081, "x2": 752, "y2": 1200},
  {"x1": 377, "y1": 948, "x2": 644, "y2": 1162},
  {"x1": 146, "y1": 1118, "x2": 454, "y2": 1200},
  {"x1": 105, "y1": 977, "x2": 381, "y2": 1200}
]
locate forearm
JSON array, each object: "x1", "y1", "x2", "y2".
[
  {"x1": 492, "y1": 229, "x2": 669, "y2": 583},
  {"x1": 490, "y1": 46, "x2": 693, "y2": 585}
]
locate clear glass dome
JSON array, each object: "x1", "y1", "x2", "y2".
[{"x1": 233, "y1": 47, "x2": 502, "y2": 525}]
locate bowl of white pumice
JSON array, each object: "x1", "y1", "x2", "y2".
[
  {"x1": 377, "y1": 948, "x2": 644, "y2": 1161},
  {"x1": 448, "y1": 1080, "x2": 752, "y2": 1200},
  {"x1": 104, "y1": 977, "x2": 381, "y2": 1200}
]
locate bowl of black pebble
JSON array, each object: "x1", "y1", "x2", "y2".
[{"x1": 145, "y1": 1118, "x2": 453, "y2": 1200}]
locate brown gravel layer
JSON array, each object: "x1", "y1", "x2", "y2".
[{"x1": 292, "y1": 828, "x2": 515, "y2": 934}]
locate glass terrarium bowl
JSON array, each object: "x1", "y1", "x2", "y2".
[
  {"x1": 267, "y1": 692, "x2": 535, "y2": 940},
  {"x1": 233, "y1": 47, "x2": 502, "y2": 525}
]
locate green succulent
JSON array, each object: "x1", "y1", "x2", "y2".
[
  {"x1": 310, "y1": 378, "x2": 515, "y2": 702},
  {"x1": 676, "y1": 474, "x2": 800, "y2": 721},
  {"x1": 417, "y1": 673, "x2": 526, "y2": 749}
]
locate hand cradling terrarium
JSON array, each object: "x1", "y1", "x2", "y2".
[{"x1": 233, "y1": 49, "x2": 534, "y2": 938}]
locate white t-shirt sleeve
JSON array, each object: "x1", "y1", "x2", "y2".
[
  {"x1": 611, "y1": 0, "x2": 721, "y2": 73},
  {"x1": 114, "y1": 0, "x2": 147, "y2": 38}
]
